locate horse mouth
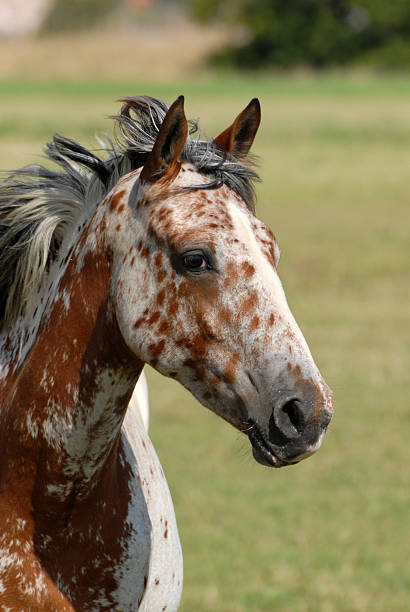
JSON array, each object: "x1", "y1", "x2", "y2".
[{"x1": 247, "y1": 421, "x2": 297, "y2": 468}]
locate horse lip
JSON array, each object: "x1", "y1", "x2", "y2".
[{"x1": 247, "y1": 421, "x2": 286, "y2": 468}]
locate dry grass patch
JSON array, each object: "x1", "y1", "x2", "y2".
[
  {"x1": 0, "y1": 17, "x2": 227, "y2": 81},
  {"x1": 0, "y1": 73, "x2": 409, "y2": 611}
]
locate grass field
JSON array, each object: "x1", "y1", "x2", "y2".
[{"x1": 0, "y1": 70, "x2": 409, "y2": 611}]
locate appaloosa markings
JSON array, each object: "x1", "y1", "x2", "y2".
[
  {"x1": 0, "y1": 211, "x2": 182, "y2": 609},
  {"x1": 0, "y1": 95, "x2": 333, "y2": 610}
]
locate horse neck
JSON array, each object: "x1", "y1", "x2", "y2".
[{"x1": 0, "y1": 206, "x2": 143, "y2": 515}]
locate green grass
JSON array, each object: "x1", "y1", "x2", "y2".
[{"x1": 1, "y1": 72, "x2": 409, "y2": 611}]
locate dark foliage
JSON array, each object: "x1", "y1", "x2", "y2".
[{"x1": 189, "y1": 0, "x2": 410, "y2": 68}]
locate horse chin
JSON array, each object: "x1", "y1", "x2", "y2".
[
  {"x1": 249, "y1": 434, "x2": 287, "y2": 468},
  {"x1": 251, "y1": 446, "x2": 283, "y2": 468},
  {"x1": 248, "y1": 421, "x2": 301, "y2": 469}
]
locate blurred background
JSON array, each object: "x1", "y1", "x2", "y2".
[{"x1": 1, "y1": 1, "x2": 409, "y2": 610}]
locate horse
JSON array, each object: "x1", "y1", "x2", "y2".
[{"x1": 0, "y1": 95, "x2": 334, "y2": 610}]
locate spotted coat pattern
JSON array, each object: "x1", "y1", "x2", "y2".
[{"x1": 0, "y1": 97, "x2": 333, "y2": 610}]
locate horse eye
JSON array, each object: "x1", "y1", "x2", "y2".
[{"x1": 182, "y1": 252, "x2": 209, "y2": 271}]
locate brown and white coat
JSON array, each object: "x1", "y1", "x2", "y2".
[{"x1": 0, "y1": 96, "x2": 333, "y2": 610}]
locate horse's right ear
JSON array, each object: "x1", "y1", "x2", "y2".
[
  {"x1": 140, "y1": 95, "x2": 188, "y2": 186},
  {"x1": 214, "y1": 98, "x2": 261, "y2": 160}
]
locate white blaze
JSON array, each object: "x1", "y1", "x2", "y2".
[{"x1": 227, "y1": 201, "x2": 314, "y2": 360}]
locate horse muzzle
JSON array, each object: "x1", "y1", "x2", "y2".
[{"x1": 247, "y1": 384, "x2": 334, "y2": 468}]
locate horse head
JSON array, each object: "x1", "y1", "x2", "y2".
[{"x1": 107, "y1": 96, "x2": 334, "y2": 467}]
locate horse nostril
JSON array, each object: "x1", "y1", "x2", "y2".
[
  {"x1": 270, "y1": 398, "x2": 306, "y2": 442},
  {"x1": 268, "y1": 412, "x2": 289, "y2": 446},
  {"x1": 282, "y1": 399, "x2": 306, "y2": 434}
]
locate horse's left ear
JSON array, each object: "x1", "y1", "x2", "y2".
[
  {"x1": 140, "y1": 95, "x2": 188, "y2": 185},
  {"x1": 214, "y1": 98, "x2": 261, "y2": 160}
]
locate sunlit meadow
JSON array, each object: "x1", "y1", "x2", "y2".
[{"x1": 0, "y1": 32, "x2": 409, "y2": 609}]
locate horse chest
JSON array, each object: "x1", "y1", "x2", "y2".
[
  {"x1": 0, "y1": 403, "x2": 182, "y2": 612},
  {"x1": 53, "y1": 407, "x2": 183, "y2": 611},
  {"x1": 112, "y1": 405, "x2": 183, "y2": 612}
]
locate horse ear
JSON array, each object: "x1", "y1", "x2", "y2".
[
  {"x1": 214, "y1": 98, "x2": 261, "y2": 160},
  {"x1": 140, "y1": 95, "x2": 188, "y2": 185}
]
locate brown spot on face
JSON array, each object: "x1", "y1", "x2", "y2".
[
  {"x1": 133, "y1": 317, "x2": 145, "y2": 329},
  {"x1": 241, "y1": 292, "x2": 258, "y2": 318},
  {"x1": 167, "y1": 295, "x2": 179, "y2": 318},
  {"x1": 158, "y1": 321, "x2": 170, "y2": 335},
  {"x1": 115, "y1": 224, "x2": 121, "y2": 232},
  {"x1": 250, "y1": 315, "x2": 260, "y2": 333},
  {"x1": 149, "y1": 339, "x2": 165, "y2": 359},
  {"x1": 224, "y1": 260, "x2": 238, "y2": 284},
  {"x1": 216, "y1": 305, "x2": 233, "y2": 329},
  {"x1": 140, "y1": 247, "x2": 150, "y2": 259},
  {"x1": 157, "y1": 269, "x2": 166, "y2": 283},
  {"x1": 117, "y1": 204, "x2": 125, "y2": 214},
  {"x1": 166, "y1": 281, "x2": 176, "y2": 297},
  {"x1": 241, "y1": 261, "x2": 256, "y2": 278},
  {"x1": 176, "y1": 282, "x2": 188, "y2": 300},
  {"x1": 130, "y1": 256, "x2": 136, "y2": 267},
  {"x1": 226, "y1": 261, "x2": 237, "y2": 276},
  {"x1": 224, "y1": 354, "x2": 239, "y2": 385},
  {"x1": 155, "y1": 578, "x2": 160, "y2": 586},
  {"x1": 269, "y1": 313, "x2": 275, "y2": 326},
  {"x1": 148, "y1": 311, "x2": 161, "y2": 325},
  {"x1": 157, "y1": 290, "x2": 166, "y2": 307},
  {"x1": 154, "y1": 251, "x2": 163, "y2": 268}
]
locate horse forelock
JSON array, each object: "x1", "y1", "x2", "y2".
[{"x1": 0, "y1": 96, "x2": 259, "y2": 333}]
